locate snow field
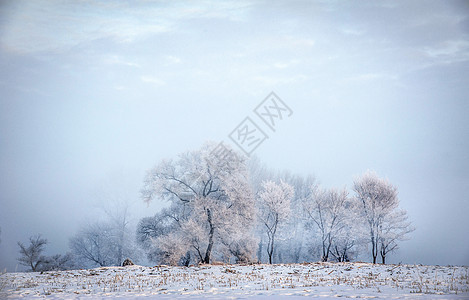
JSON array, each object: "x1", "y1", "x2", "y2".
[{"x1": 1, "y1": 262, "x2": 468, "y2": 299}]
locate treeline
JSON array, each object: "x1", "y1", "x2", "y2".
[
  {"x1": 16, "y1": 141, "x2": 413, "y2": 271},
  {"x1": 136, "y1": 142, "x2": 413, "y2": 266}
]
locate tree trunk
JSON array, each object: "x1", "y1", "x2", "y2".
[
  {"x1": 380, "y1": 247, "x2": 386, "y2": 264},
  {"x1": 182, "y1": 252, "x2": 191, "y2": 267},
  {"x1": 267, "y1": 234, "x2": 274, "y2": 264},
  {"x1": 325, "y1": 241, "x2": 332, "y2": 262},
  {"x1": 204, "y1": 208, "x2": 214, "y2": 264},
  {"x1": 266, "y1": 221, "x2": 277, "y2": 264},
  {"x1": 371, "y1": 236, "x2": 377, "y2": 264},
  {"x1": 294, "y1": 244, "x2": 301, "y2": 263},
  {"x1": 117, "y1": 226, "x2": 124, "y2": 266},
  {"x1": 321, "y1": 241, "x2": 327, "y2": 262},
  {"x1": 257, "y1": 238, "x2": 263, "y2": 263},
  {"x1": 268, "y1": 238, "x2": 273, "y2": 264},
  {"x1": 321, "y1": 243, "x2": 329, "y2": 262}
]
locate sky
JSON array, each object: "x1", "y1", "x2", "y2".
[{"x1": 0, "y1": 0, "x2": 468, "y2": 271}]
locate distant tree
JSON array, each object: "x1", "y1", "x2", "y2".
[
  {"x1": 258, "y1": 180, "x2": 294, "y2": 264},
  {"x1": 70, "y1": 222, "x2": 113, "y2": 267},
  {"x1": 329, "y1": 216, "x2": 366, "y2": 263},
  {"x1": 92, "y1": 170, "x2": 142, "y2": 267},
  {"x1": 329, "y1": 235, "x2": 355, "y2": 262},
  {"x1": 248, "y1": 156, "x2": 274, "y2": 263},
  {"x1": 277, "y1": 172, "x2": 316, "y2": 263},
  {"x1": 141, "y1": 142, "x2": 256, "y2": 265},
  {"x1": 328, "y1": 196, "x2": 367, "y2": 263},
  {"x1": 70, "y1": 205, "x2": 141, "y2": 268},
  {"x1": 353, "y1": 170, "x2": 412, "y2": 264},
  {"x1": 303, "y1": 187, "x2": 350, "y2": 262},
  {"x1": 39, "y1": 253, "x2": 74, "y2": 271},
  {"x1": 379, "y1": 209, "x2": 414, "y2": 264},
  {"x1": 105, "y1": 205, "x2": 132, "y2": 266},
  {"x1": 17, "y1": 235, "x2": 47, "y2": 272},
  {"x1": 221, "y1": 233, "x2": 258, "y2": 264}
]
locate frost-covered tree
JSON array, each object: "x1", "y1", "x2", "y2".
[
  {"x1": 329, "y1": 206, "x2": 366, "y2": 262},
  {"x1": 248, "y1": 158, "x2": 316, "y2": 264},
  {"x1": 248, "y1": 157, "x2": 274, "y2": 263},
  {"x1": 17, "y1": 235, "x2": 47, "y2": 272},
  {"x1": 137, "y1": 204, "x2": 192, "y2": 265},
  {"x1": 137, "y1": 210, "x2": 174, "y2": 261},
  {"x1": 258, "y1": 180, "x2": 294, "y2": 264},
  {"x1": 141, "y1": 142, "x2": 256, "y2": 264},
  {"x1": 220, "y1": 232, "x2": 258, "y2": 264},
  {"x1": 353, "y1": 170, "x2": 410, "y2": 264},
  {"x1": 303, "y1": 187, "x2": 350, "y2": 262},
  {"x1": 379, "y1": 209, "x2": 414, "y2": 264},
  {"x1": 278, "y1": 172, "x2": 316, "y2": 263}
]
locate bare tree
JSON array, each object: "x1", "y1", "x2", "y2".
[
  {"x1": 70, "y1": 222, "x2": 113, "y2": 267},
  {"x1": 92, "y1": 170, "x2": 142, "y2": 267},
  {"x1": 353, "y1": 170, "x2": 407, "y2": 264},
  {"x1": 330, "y1": 236, "x2": 355, "y2": 262},
  {"x1": 329, "y1": 219, "x2": 367, "y2": 262},
  {"x1": 303, "y1": 187, "x2": 350, "y2": 262},
  {"x1": 39, "y1": 253, "x2": 74, "y2": 271},
  {"x1": 105, "y1": 205, "x2": 131, "y2": 266},
  {"x1": 379, "y1": 209, "x2": 414, "y2": 264},
  {"x1": 258, "y1": 180, "x2": 294, "y2": 264},
  {"x1": 329, "y1": 197, "x2": 367, "y2": 262},
  {"x1": 136, "y1": 211, "x2": 175, "y2": 250},
  {"x1": 17, "y1": 235, "x2": 47, "y2": 272}
]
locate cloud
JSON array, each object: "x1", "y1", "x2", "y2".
[
  {"x1": 273, "y1": 59, "x2": 300, "y2": 69},
  {"x1": 287, "y1": 37, "x2": 315, "y2": 47},
  {"x1": 423, "y1": 39, "x2": 469, "y2": 64},
  {"x1": 0, "y1": 1, "x2": 254, "y2": 55},
  {"x1": 346, "y1": 73, "x2": 399, "y2": 82},
  {"x1": 104, "y1": 55, "x2": 141, "y2": 68},
  {"x1": 165, "y1": 56, "x2": 182, "y2": 64},
  {"x1": 340, "y1": 27, "x2": 365, "y2": 36},
  {"x1": 140, "y1": 76, "x2": 166, "y2": 86},
  {"x1": 176, "y1": 1, "x2": 253, "y2": 21},
  {"x1": 252, "y1": 74, "x2": 309, "y2": 86},
  {"x1": 0, "y1": 2, "x2": 172, "y2": 54}
]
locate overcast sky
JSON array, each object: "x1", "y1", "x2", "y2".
[{"x1": 1, "y1": 0, "x2": 468, "y2": 271}]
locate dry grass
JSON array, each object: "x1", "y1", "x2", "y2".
[{"x1": 1, "y1": 262, "x2": 468, "y2": 298}]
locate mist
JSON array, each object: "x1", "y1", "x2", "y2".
[{"x1": 1, "y1": 0, "x2": 469, "y2": 272}]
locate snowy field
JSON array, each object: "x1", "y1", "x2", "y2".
[{"x1": 1, "y1": 262, "x2": 468, "y2": 299}]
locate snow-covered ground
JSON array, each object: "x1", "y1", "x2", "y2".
[{"x1": 1, "y1": 262, "x2": 468, "y2": 299}]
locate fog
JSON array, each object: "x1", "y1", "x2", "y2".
[{"x1": 1, "y1": 0, "x2": 468, "y2": 271}]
